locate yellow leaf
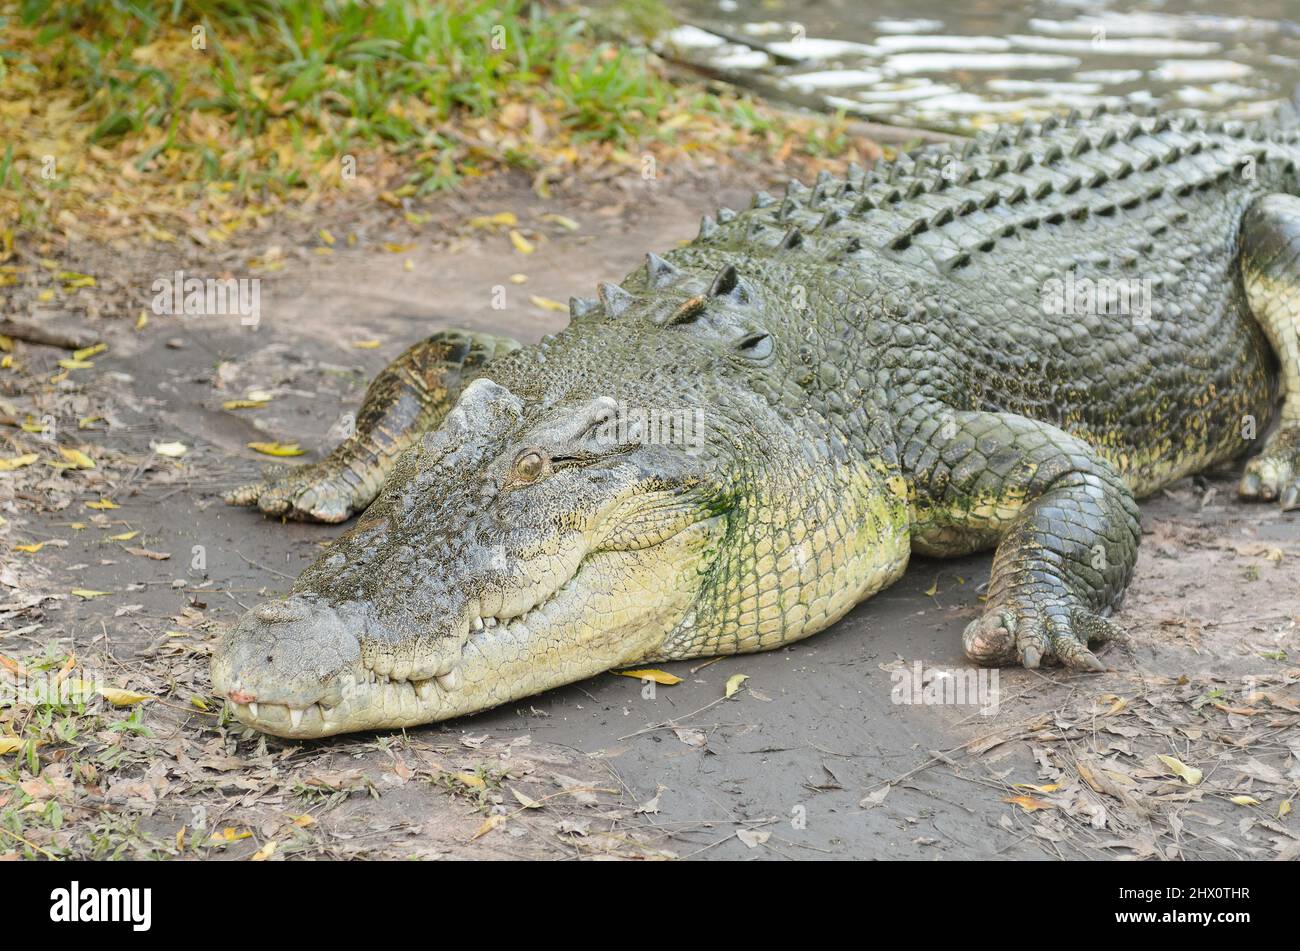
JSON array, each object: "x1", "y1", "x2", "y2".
[
  {"x1": 1280, "y1": 800, "x2": 1292, "y2": 819},
  {"x1": 1230, "y1": 795, "x2": 1260, "y2": 806},
  {"x1": 382, "y1": 242, "x2": 413, "y2": 254},
  {"x1": 511, "y1": 787, "x2": 543, "y2": 809},
  {"x1": 151, "y1": 441, "x2": 188, "y2": 457},
  {"x1": 58, "y1": 447, "x2": 95, "y2": 469},
  {"x1": 290, "y1": 814, "x2": 317, "y2": 828},
  {"x1": 251, "y1": 840, "x2": 278, "y2": 861},
  {"x1": 319, "y1": 228, "x2": 335, "y2": 246},
  {"x1": 508, "y1": 230, "x2": 535, "y2": 254},
  {"x1": 1157, "y1": 754, "x2": 1202, "y2": 786},
  {"x1": 352, "y1": 340, "x2": 381, "y2": 349},
  {"x1": 541, "y1": 213, "x2": 579, "y2": 232},
  {"x1": 0, "y1": 334, "x2": 10, "y2": 352},
  {"x1": 13, "y1": 542, "x2": 45, "y2": 553},
  {"x1": 467, "y1": 212, "x2": 517, "y2": 229},
  {"x1": 20, "y1": 419, "x2": 47, "y2": 433},
  {"x1": 73, "y1": 343, "x2": 106, "y2": 361},
  {"x1": 85, "y1": 499, "x2": 119, "y2": 509},
  {"x1": 1004, "y1": 795, "x2": 1053, "y2": 812},
  {"x1": 509, "y1": 273, "x2": 527, "y2": 284},
  {"x1": 924, "y1": 579, "x2": 939, "y2": 597},
  {"x1": 98, "y1": 686, "x2": 152, "y2": 706},
  {"x1": 530, "y1": 295, "x2": 566, "y2": 312},
  {"x1": 1011, "y1": 782, "x2": 1061, "y2": 793},
  {"x1": 190, "y1": 696, "x2": 209, "y2": 711},
  {"x1": 37, "y1": 290, "x2": 55, "y2": 303},
  {"x1": 209, "y1": 827, "x2": 252, "y2": 844},
  {"x1": 57, "y1": 358, "x2": 94, "y2": 370},
  {"x1": 471, "y1": 815, "x2": 505, "y2": 840},
  {"x1": 78, "y1": 416, "x2": 103, "y2": 429},
  {"x1": 135, "y1": 310, "x2": 149, "y2": 330},
  {"x1": 455, "y1": 772, "x2": 485, "y2": 789},
  {"x1": 0, "y1": 453, "x2": 38, "y2": 471},
  {"x1": 0, "y1": 738, "x2": 39, "y2": 755},
  {"x1": 176, "y1": 826, "x2": 186, "y2": 851},
  {"x1": 725, "y1": 673, "x2": 749, "y2": 698},
  {"x1": 248, "y1": 442, "x2": 305, "y2": 457},
  {"x1": 222, "y1": 399, "x2": 268, "y2": 410},
  {"x1": 71, "y1": 589, "x2": 110, "y2": 599},
  {"x1": 615, "y1": 668, "x2": 682, "y2": 685}
]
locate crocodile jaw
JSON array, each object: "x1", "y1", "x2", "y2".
[{"x1": 211, "y1": 518, "x2": 722, "y2": 738}]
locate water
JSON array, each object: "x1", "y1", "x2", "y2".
[{"x1": 659, "y1": 0, "x2": 1300, "y2": 131}]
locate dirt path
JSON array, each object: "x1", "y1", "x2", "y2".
[{"x1": 2, "y1": 164, "x2": 1299, "y2": 860}]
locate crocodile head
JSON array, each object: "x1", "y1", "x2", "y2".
[
  {"x1": 211, "y1": 347, "x2": 734, "y2": 737},
  {"x1": 211, "y1": 261, "x2": 911, "y2": 737}
]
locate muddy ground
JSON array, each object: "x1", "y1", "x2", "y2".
[{"x1": 2, "y1": 162, "x2": 1299, "y2": 860}]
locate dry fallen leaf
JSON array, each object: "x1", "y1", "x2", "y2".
[
  {"x1": 85, "y1": 499, "x2": 119, "y2": 510},
  {"x1": 108, "y1": 531, "x2": 140, "y2": 541},
  {"x1": 0, "y1": 453, "x2": 38, "y2": 471},
  {"x1": 247, "y1": 442, "x2": 305, "y2": 457},
  {"x1": 71, "y1": 589, "x2": 110, "y2": 599},
  {"x1": 58, "y1": 447, "x2": 95, "y2": 469},
  {"x1": 472, "y1": 815, "x2": 505, "y2": 840},
  {"x1": 1229, "y1": 795, "x2": 1260, "y2": 807},
  {"x1": 1157, "y1": 754, "x2": 1203, "y2": 786},
  {"x1": 151, "y1": 441, "x2": 188, "y2": 457},
  {"x1": 222, "y1": 399, "x2": 268, "y2": 410},
  {"x1": 725, "y1": 673, "x2": 749, "y2": 698},
  {"x1": 250, "y1": 840, "x2": 279, "y2": 861},
  {"x1": 615, "y1": 668, "x2": 682, "y2": 685},
  {"x1": 98, "y1": 687, "x2": 152, "y2": 706},
  {"x1": 530, "y1": 295, "x2": 566, "y2": 312},
  {"x1": 1004, "y1": 795, "x2": 1053, "y2": 812},
  {"x1": 510, "y1": 787, "x2": 543, "y2": 810},
  {"x1": 508, "y1": 229, "x2": 535, "y2": 254}
]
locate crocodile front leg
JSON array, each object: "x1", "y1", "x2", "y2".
[
  {"x1": 225, "y1": 330, "x2": 519, "y2": 522},
  {"x1": 899, "y1": 403, "x2": 1141, "y2": 671},
  {"x1": 1239, "y1": 194, "x2": 1300, "y2": 511}
]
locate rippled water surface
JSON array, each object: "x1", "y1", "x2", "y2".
[{"x1": 660, "y1": 0, "x2": 1300, "y2": 130}]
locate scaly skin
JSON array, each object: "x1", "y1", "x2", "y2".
[{"x1": 215, "y1": 104, "x2": 1300, "y2": 738}]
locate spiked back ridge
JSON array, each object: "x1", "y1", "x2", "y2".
[{"x1": 565, "y1": 103, "x2": 1300, "y2": 326}]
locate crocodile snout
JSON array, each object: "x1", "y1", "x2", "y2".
[{"x1": 212, "y1": 595, "x2": 361, "y2": 716}]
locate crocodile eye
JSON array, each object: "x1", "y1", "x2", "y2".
[
  {"x1": 513, "y1": 450, "x2": 546, "y2": 483},
  {"x1": 738, "y1": 332, "x2": 773, "y2": 359}
]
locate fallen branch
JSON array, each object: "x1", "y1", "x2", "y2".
[{"x1": 0, "y1": 317, "x2": 97, "y2": 350}]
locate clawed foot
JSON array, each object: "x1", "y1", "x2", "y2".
[
  {"x1": 1238, "y1": 426, "x2": 1300, "y2": 511},
  {"x1": 963, "y1": 601, "x2": 1127, "y2": 672},
  {"x1": 225, "y1": 463, "x2": 362, "y2": 523}
]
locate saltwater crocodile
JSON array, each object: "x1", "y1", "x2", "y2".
[{"x1": 213, "y1": 104, "x2": 1300, "y2": 738}]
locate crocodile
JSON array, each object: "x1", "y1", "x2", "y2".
[{"x1": 213, "y1": 104, "x2": 1300, "y2": 738}]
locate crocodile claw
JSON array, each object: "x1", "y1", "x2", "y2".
[
  {"x1": 224, "y1": 463, "x2": 359, "y2": 523},
  {"x1": 963, "y1": 604, "x2": 1122, "y2": 672},
  {"x1": 1237, "y1": 426, "x2": 1300, "y2": 512}
]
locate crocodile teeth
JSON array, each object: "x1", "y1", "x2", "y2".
[
  {"x1": 247, "y1": 702, "x2": 258, "y2": 718},
  {"x1": 289, "y1": 707, "x2": 304, "y2": 729},
  {"x1": 436, "y1": 668, "x2": 462, "y2": 692},
  {"x1": 472, "y1": 616, "x2": 484, "y2": 631},
  {"x1": 416, "y1": 679, "x2": 437, "y2": 702}
]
